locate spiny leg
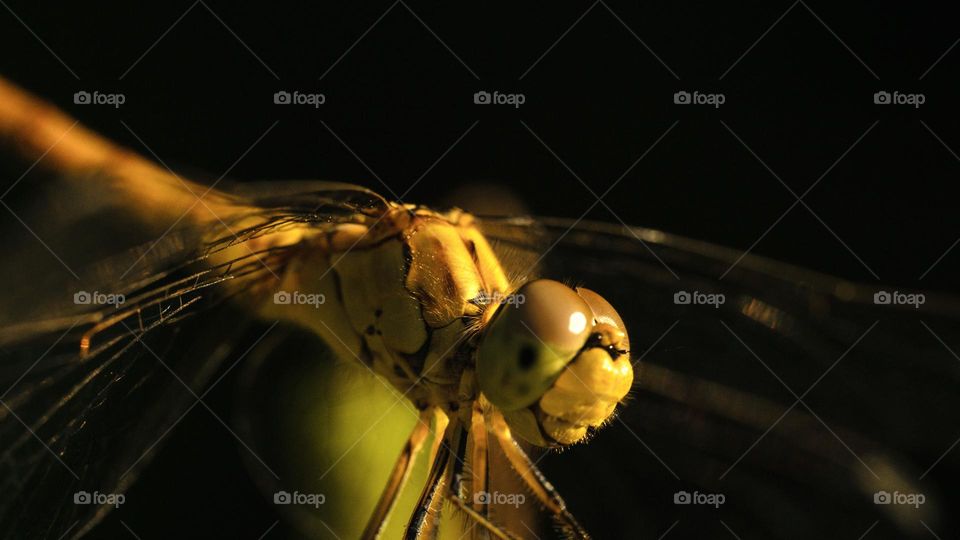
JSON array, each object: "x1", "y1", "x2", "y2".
[
  {"x1": 361, "y1": 408, "x2": 436, "y2": 540},
  {"x1": 469, "y1": 401, "x2": 489, "y2": 514},
  {"x1": 447, "y1": 419, "x2": 470, "y2": 501},
  {"x1": 404, "y1": 420, "x2": 454, "y2": 540},
  {"x1": 447, "y1": 421, "x2": 520, "y2": 540},
  {"x1": 403, "y1": 417, "x2": 533, "y2": 540},
  {"x1": 489, "y1": 411, "x2": 591, "y2": 539},
  {"x1": 446, "y1": 496, "x2": 521, "y2": 540}
]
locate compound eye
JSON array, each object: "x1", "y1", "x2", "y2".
[
  {"x1": 516, "y1": 280, "x2": 593, "y2": 355},
  {"x1": 576, "y1": 287, "x2": 630, "y2": 352},
  {"x1": 477, "y1": 280, "x2": 593, "y2": 411}
]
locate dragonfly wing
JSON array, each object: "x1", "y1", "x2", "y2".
[
  {"x1": 0, "y1": 302, "x2": 262, "y2": 539},
  {"x1": 0, "y1": 169, "x2": 391, "y2": 538},
  {"x1": 478, "y1": 216, "x2": 960, "y2": 539}
]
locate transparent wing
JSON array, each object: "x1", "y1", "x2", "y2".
[
  {"x1": 0, "y1": 74, "x2": 403, "y2": 539},
  {"x1": 0, "y1": 171, "x2": 390, "y2": 539},
  {"x1": 478, "y1": 216, "x2": 960, "y2": 540}
]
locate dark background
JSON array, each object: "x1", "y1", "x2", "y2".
[{"x1": 2, "y1": 1, "x2": 958, "y2": 538}]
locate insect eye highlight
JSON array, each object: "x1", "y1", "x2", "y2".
[{"x1": 476, "y1": 279, "x2": 593, "y2": 412}]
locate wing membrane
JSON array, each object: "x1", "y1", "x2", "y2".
[
  {"x1": 0, "y1": 173, "x2": 388, "y2": 538},
  {"x1": 479, "y1": 216, "x2": 960, "y2": 539}
]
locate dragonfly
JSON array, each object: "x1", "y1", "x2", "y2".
[{"x1": 0, "y1": 75, "x2": 958, "y2": 539}]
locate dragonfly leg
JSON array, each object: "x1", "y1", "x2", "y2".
[
  {"x1": 445, "y1": 420, "x2": 521, "y2": 540},
  {"x1": 403, "y1": 420, "x2": 454, "y2": 540},
  {"x1": 469, "y1": 401, "x2": 489, "y2": 514},
  {"x1": 360, "y1": 408, "x2": 435, "y2": 540},
  {"x1": 445, "y1": 495, "x2": 521, "y2": 540},
  {"x1": 488, "y1": 410, "x2": 591, "y2": 540}
]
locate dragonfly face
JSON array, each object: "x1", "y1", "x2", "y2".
[{"x1": 477, "y1": 279, "x2": 633, "y2": 446}]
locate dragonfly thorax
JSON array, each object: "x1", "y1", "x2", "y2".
[{"x1": 259, "y1": 206, "x2": 512, "y2": 411}]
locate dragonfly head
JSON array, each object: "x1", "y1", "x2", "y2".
[{"x1": 476, "y1": 279, "x2": 633, "y2": 446}]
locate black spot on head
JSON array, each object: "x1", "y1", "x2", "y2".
[
  {"x1": 374, "y1": 308, "x2": 383, "y2": 317},
  {"x1": 518, "y1": 345, "x2": 536, "y2": 370},
  {"x1": 365, "y1": 325, "x2": 376, "y2": 335}
]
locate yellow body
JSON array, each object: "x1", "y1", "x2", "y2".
[
  {"x1": 256, "y1": 206, "x2": 511, "y2": 417},
  {"x1": 252, "y1": 204, "x2": 633, "y2": 447}
]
